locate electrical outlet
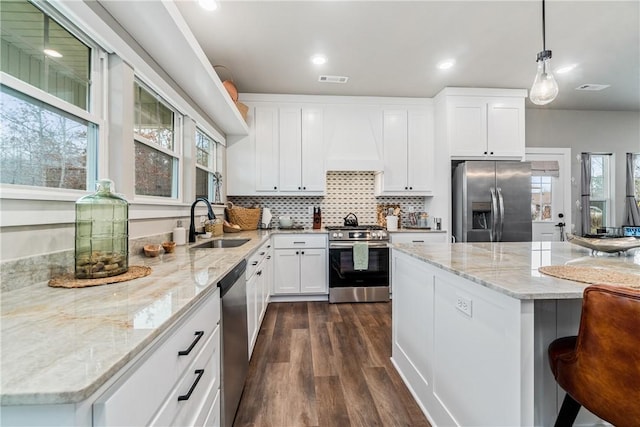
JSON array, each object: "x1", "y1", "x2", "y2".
[
  {"x1": 308, "y1": 206, "x2": 314, "y2": 215},
  {"x1": 456, "y1": 294, "x2": 472, "y2": 317}
]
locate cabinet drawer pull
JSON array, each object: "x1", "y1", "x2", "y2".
[
  {"x1": 259, "y1": 252, "x2": 266, "y2": 256},
  {"x1": 177, "y1": 369, "x2": 205, "y2": 401},
  {"x1": 252, "y1": 261, "x2": 259, "y2": 266},
  {"x1": 412, "y1": 240, "x2": 425, "y2": 243},
  {"x1": 293, "y1": 241, "x2": 306, "y2": 244},
  {"x1": 178, "y1": 331, "x2": 204, "y2": 356},
  {"x1": 257, "y1": 270, "x2": 262, "y2": 276}
]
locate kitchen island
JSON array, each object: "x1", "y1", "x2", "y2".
[{"x1": 391, "y1": 241, "x2": 640, "y2": 427}]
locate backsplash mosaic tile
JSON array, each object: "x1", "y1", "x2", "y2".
[{"x1": 228, "y1": 171, "x2": 426, "y2": 228}]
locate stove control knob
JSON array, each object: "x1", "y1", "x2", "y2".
[
  {"x1": 332, "y1": 232, "x2": 338, "y2": 238},
  {"x1": 338, "y1": 232, "x2": 343, "y2": 238}
]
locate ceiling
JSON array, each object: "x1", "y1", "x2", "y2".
[{"x1": 175, "y1": 0, "x2": 640, "y2": 111}]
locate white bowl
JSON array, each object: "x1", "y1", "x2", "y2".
[{"x1": 279, "y1": 218, "x2": 293, "y2": 228}]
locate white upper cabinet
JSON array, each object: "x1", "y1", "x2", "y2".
[
  {"x1": 376, "y1": 107, "x2": 434, "y2": 195},
  {"x1": 255, "y1": 106, "x2": 280, "y2": 191},
  {"x1": 301, "y1": 108, "x2": 325, "y2": 191},
  {"x1": 438, "y1": 88, "x2": 526, "y2": 160},
  {"x1": 279, "y1": 107, "x2": 324, "y2": 192},
  {"x1": 227, "y1": 101, "x2": 325, "y2": 196},
  {"x1": 278, "y1": 107, "x2": 302, "y2": 192}
]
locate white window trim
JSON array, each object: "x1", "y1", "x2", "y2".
[
  {"x1": 531, "y1": 175, "x2": 554, "y2": 223},
  {"x1": 195, "y1": 127, "x2": 218, "y2": 201},
  {"x1": 589, "y1": 153, "x2": 615, "y2": 228},
  {"x1": 0, "y1": 73, "x2": 107, "y2": 202},
  {"x1": 133, "y1": 82, "x2": 183, "y2": 202}
]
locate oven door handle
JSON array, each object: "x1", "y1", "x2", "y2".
[{"x1": 329, "y1": 242, "x2": 389, "y2": 249}]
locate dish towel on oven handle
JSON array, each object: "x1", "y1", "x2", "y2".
[{"x1": 352, "y1": 242, "x2": 369, "y2": 270}]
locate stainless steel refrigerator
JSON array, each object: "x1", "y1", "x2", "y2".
[{"x1": 452, "y1": 161, "x2": 532, "y2": 242}]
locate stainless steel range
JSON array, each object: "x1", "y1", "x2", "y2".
[{"x1": 327, "y1": 225, "x2": 390, "y2": 303}]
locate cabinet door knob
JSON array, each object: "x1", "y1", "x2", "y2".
[
  {"x1": 301, "y1": 251, "x2": 305, "y2": 255},
  {"x1": 296, "y1": 251, "x2": 299, "y2": 255},
  {"x1": 177, "y1": 369, "x2": 205, "y2": 401},
  {"x1": 298, "y1": 186, "x2": 301, "y2": 190},
  {"x1": 274, "y1": 186, "x2": 277, "y2": 190},
  {"x1": 178, "y1": 331, "x2": 205, "y2": 356},
  {"x1": 484, "y1": 151, "x2": 488, "y2": 155},
  {"x1": 490, "y1": 151, "x2": 494, "y2": 155},
  {"x1": 405, "y1": 186, "x2": 408, "y2": 190},
  {"x1": 409, "y1": 186, "x2": 413, "y2": 190},
  {"x1": 303, "y1": 186, "x2": 306, "y2": 190}
]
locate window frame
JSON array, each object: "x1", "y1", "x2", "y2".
[
  {"x1": 195, "y1": 127, "x2": 218, "y2": 201},
  {"x1": 531, "y1": 175, "x2": 554, "y2": 222},
  {"x1": 133, "y1": 78, "x2": 183, "y2": 201},
  {"x1": 589, "y1": 153, "x2": 614, "y2": 230},
  {"x1": 0, "y1": 73, "x2": 106, "y2": 202},
  {"x1": 0, "y1": 0, "x2": 106, "y2": 201}
]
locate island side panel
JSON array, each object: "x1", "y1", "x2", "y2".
[{"x1": 391, "y1": 249, "x2": 535, "y2": 426}]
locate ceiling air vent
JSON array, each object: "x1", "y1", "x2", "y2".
[
  {"x1": 575, "y1": 84, "x2": 610, "y2": 91},
  {"x1": 318, "y1": 75, "x2": 349, "y2": 84}
]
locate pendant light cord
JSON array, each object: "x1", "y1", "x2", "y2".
[{"x1": 542, "y1": 0, "x2": 546, "y2": 51}]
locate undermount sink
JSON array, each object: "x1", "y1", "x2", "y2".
[{"x1": 191, "y1": 238, "x2": 250, "y2": 249}]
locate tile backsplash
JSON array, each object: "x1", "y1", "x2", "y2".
[{"x1": 228, "y1": 171, "x2": 426, "y2": 228}]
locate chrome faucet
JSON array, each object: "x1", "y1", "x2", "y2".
[{"x1": 189, "y1": 198, "x2": 216, "y2": 243}]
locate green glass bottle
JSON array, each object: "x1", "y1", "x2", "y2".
[{"x1": 75, "y1": 179, "x2": 129, "y2": 279}]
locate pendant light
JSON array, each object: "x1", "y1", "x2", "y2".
[{"x1": 530, "y1": 0, "x2": 558, "y2": 105}]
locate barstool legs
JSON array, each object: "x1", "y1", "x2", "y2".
[{"x1": 554, "y1": 393, "x2": 582, "y2": 427}]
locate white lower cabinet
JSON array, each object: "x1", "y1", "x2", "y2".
[
  {"x1": 93, "y1": 290, "x2": 221, "y2": 427},
  {"x1": 246, "y1": 240, "x2": 272, "y2": 357},
  {"x1": 272, "y1": 234, "x2": 327, "y2": 295}
]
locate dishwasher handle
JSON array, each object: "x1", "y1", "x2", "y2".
[{"x1": 218, "y1": 259, "x2": 247, "y2": 297}]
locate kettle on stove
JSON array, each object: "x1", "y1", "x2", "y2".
[{"x1": 343, "y1": 213, "x2": 358, "y2": 227}]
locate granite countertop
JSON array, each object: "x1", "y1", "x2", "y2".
[
  {"x1": 392, "y1": 241, "x2": 640, "y2": 300},
  {"x1": 1, "y1": 230, "x2": 287, "y2": 406},
  {"x1": 390, "y1": 228, "x2": 447, "y2": 233}
]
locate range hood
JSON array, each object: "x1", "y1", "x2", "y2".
[{"x1": 324, "y1": 105, "x2": 383, "y2": 171}]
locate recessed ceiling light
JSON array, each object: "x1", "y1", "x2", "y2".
[
  {"x1": 198, "y1": 0, "x2": 218, "y2": 11},
  {"x1": 437, "y1": 59, "x2": 455, "y2": 70},
  {"x1": 43, "y1": 48, "x2": 62, "y2": 58},
  {"x1": 311, "y1": 54, "x2": 327, "y2": 65},
  {"x1": 556, "y1": 64, "x2": 577, "y2": 74}
]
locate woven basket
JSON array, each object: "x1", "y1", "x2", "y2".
[
  {"x1": 226, "y1": 202, "x2": 260, "y2": 230},
  {"x1": 236, "y1": 101, "x2": 248, "y2": 122}
]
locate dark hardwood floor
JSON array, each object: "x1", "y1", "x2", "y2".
[{"x1": 234, "y1": 301, "x2": 431, "y2": 427}]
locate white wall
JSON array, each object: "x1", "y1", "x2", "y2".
[{"x1": 526, "y1": 109, "x2": 640, "y2": 231}]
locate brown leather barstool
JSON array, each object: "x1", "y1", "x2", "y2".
[{"x1": 548, "y1": 284, "x2": 640, "y2": 427}]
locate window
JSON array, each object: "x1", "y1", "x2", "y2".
[
  {"x1": 0, "y1": 0, "x2": 100, "y2": 191},
  {"x1": 590, "y1": 154, "x2": 612, "y2": 233},
  {"x1": 1, "y1": 0, "x2": 91, "y2": 110},
  {"x1": 531, "y1": 176, "x2": 553, "y2": 221},
  {"x1": 134, "y1": 81, "x2": 180, "y2": 198},
  {"x1": 634, "y1": 154, "x2": 640, "y2": 207},
  {"x1": 0, "y1": 85, "x2": 98, "y2": 189},
  {"x1": 195, "y1": 128, "x2": 217, "y2": 201}
]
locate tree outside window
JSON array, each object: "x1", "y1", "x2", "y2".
[
  {"x1": 0, "y1": 0, "x2": 99, "y2": 191},
  {"x1": 195, "y1": 128, "x2": 217, "y2": 201},
  {"x1": 133, "y1": 81, "x2": 179, "y2": 198},
  {"x1": 531, "y1": 176, "x2": 552, "y2": 221}
]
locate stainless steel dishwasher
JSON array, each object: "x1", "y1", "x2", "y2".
[{"x1": 218, "y1": 259, "x2": 248, "y2": 427}]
